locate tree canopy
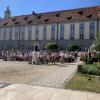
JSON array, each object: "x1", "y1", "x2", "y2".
[
  {"x1": 93, "y1": 33, "x2": 100, "y2": 51},
  {"x1": 68, "y1": 43, "x2": 79, "y2": 51},
  {"x1": 45, "y1": 43, "x2": 58, "y2": 50}
]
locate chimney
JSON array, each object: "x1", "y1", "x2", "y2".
[
  {"x1": 32, "y1": 11, "x2": 36, "y2": 15},
  {"x1": 32, "y1": 11, "x2": 37, "y2": 15}
]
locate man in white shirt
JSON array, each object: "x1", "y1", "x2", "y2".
[{"x1": 32, "y1": 51, "x2": 37, "y2": 64}]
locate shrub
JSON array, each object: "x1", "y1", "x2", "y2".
[
  {"x1": 68, "y1": 43, "x2": 79, "y2": 51},
  {"x1": 96, "y1": 53, "x2": 100, "y2": 57},
  {"x1": 78, "y1": 65, "x2": 83, "y2": 72},
  {"x1": 45, "y1": 43, "x2": 58, "y2": 50},
  {"x1": 95, "y1": 53, "x2": 100, "y2": 62},
  {"x1": 86, "y1": 58, "x2": 94, "y2": 64},
  {"x1": 78, "y1": 64, "x2": 100, "y2": 75},
  {"x1": 93, "y1": 32, "x2": 100, "y2": 51},
  {"x1": 83, "y1": 56, "x2": 88, "y2": 62}
]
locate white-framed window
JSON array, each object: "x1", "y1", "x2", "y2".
[
  {"x1": 3, "y1": 28, "x2": 7, "y2": 40},
  {"x1": 9, "y1": 27, "x2": 13, "y2": 40},
  {"x1": 70, "y1": 23, "x2": 75, "y2": 39},
  {"x1": 28, "y1": 26, "x2": 32, "y2": 40},
  {"x1": 35, "y1": 26, "x2": 39, "y2": 40},
  {"x1": 60, "y1": 24, "x2": 64, "y2": 40},
  {"x1": 15, "y1": 27, "x2": 19, "y2": 40},
  {"x1": 43, "y1": 25, "x2": 47, "y2": 40},
  {"x1": 51, "y1": 24, "x2": 56, "y2": 40},
  {"x1": 20, "y1": 26, "x2": 25, "y2": 40},
  {"x1": 0, "y1": 28, "x2": 2, "y2": 40},
  {"x1": 79, "y1": 23, "x2": 84, "y2": 39},
  {"x1": 89, "y1": 21, "x2": 95, "y2": 39}
]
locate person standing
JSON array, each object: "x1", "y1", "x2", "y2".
[{"x1": 32, "y1": 51, "x2": 37, "y2": 64}]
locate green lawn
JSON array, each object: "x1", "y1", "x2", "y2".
[
  {"x1": 64, "y1": 73, "x2": 100, "y2": 93},
  {"x1": 84, "y1": 63, "x2": 100, "y2": 68},
  {"x1": 85, "y1": 63, "x2": 100, "y2": 67}
]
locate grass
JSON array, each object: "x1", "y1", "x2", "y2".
[
  {"x1": 85, "y1": 63, "x2": 100, "y2": 67},
  {"x1": 64, "y1": 73, "x2": 100, "y2": 93}
]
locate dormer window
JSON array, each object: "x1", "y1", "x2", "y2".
[
  {"x1": 44, "y1": 18, "x2": 49, "y2": 22},
  {"x1": 67, "y1": 16, "x2": 72, "y2": 20},
  {"x1": 87, "y1": 14, "x2": 92, "y2": 18},
  {"x1": 28, "y1": 20, "x2": 32, "y2": 24},
  {"x1": 12, "y1": 18, "x2": 16, "y2": 22},
  {"x1": 55, "y1": 13, "x2": 60, "y2": 17},
  {"x1": 78, "y1": 11, "x2": 83, "y2": 15},
  {"x1": 24, "y1": 17, "x2": 28, "y2": 21},
  {"x1": 32, "y1": 11, "x2": 37, "y2": 15},
  {"x1": 32, "y1": 11, "x2": 35, "y2": 15},
  {"x1": 3, "y1": 23, "x2": 8, "y2": 25},
  {"x1": 15, "y1": 22, "x2": 19, "y2": 25},
  {"x1": 37, "y1": 15, "x2": 42, "y2": 19}
]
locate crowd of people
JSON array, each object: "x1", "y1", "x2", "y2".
[
  {"x1": 0, "y1": 50, "x2": 78, "y2": 64},
  {"x1": 0, "y1": 49, "x2": 99, "y2": 64},
  {"x1": 79, "y1": 51, "x2": 100, "y2": 62}
]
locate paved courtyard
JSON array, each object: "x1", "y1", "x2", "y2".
[
  {"x1": 0, "y1": 60, "x2": 78, "y2": 88},
  {"x1": 0, "y1": 84, "x2": 100, "y2": 100},
  {"x1": 0, "y1": 61, "x2": 58, "y2": 84},
  {"x1": 0, "y1": 60, "x2": 100, "y2": 100},
  {"x1": 30, "y1": 63, "x2": 77, "y2": 88}
]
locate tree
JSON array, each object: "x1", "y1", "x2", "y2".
[
  {"x1": 45, "y1": 43, "x2": 58, "y2": 50},
  {"x1": 93, "y1": 33, "x2": 100, "y2": 51},
  {"x1": 68, "y1": 43, "x2": 79, "y2": 51}
]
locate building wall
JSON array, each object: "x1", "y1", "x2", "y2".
[
  {"x1": 64, "y1": 23, "x2": 70, "y2": 40},
  {"x1": 84, "y1": 21, "x2": 89, "y2": 39},
  {"x1": 32, "y1": 25, "x2": 35, "y2": 40},
  {"x1": 39, "y1": 25, "x2": 43, "y2": 40},
  {"x1": 13, "y1": 27, "x2": 15, "y2": 40},
  {"x1": 0, "y1": 20, "x2": 98, "y2": 50},
  {"x1": 0, "y1": 20, "x2": 97, "y2": 41},
  {"x1": 75, "y1": 22, "x2": 79, "y2": 39},
  {"x1": 0, "y1": 28, "x2": 1, "y2": 40},
  {"x1": 46, "y1": 24, "x2": 51, "y2": 40},
  {"x1": 25, "y1": 26, "x2": 28, "y2": 40}
]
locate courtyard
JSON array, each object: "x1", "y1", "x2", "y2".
[
  {"x1": 0, "y1": 60, "x2": 58, "y2": 84},
  {"x1": 0, "y1": 60, "x2": 78, "y2": 88},
  {"x1": 0, "y1": 60, "x2": 100, "y2": 100}
]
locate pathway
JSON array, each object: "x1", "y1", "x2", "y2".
[
  {"x1": 29, "y1": 62, "x2": 78, "y2": 88},
  {"x1": 0, "y1": 84, "x2": 99, "y2": 100}
]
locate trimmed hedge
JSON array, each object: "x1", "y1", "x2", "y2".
[
  {"x1": 86, "y1": 58, "x2": 94, "y2": 64},
  {"x1": 78, "y1": 64, "x2": 100, "y2": 75},
  {"x1": 68, "y1": 43, "x2": 79, "y2": 51},
  {"x1": 45, "y1": 43, "x2": 58, "y2": 50}
]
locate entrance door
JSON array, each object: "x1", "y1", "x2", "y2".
[
  {"x1": 35, "y1": 45, "x2": 38, "y2": 51},
  {"x1": 34, "y1": 43, "x2": 39, "y2": 51}
]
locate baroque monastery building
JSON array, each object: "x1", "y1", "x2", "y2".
[{"x1": 0, "y1": 6, "x2": 100, "y2": 50}]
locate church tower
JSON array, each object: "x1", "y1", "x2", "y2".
[{"x1": 4, "y1": 6, "x2": 11, "y2": 19}]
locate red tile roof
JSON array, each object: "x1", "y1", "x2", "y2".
[{"x1": 0, "y1": 6, "x2": 100, "y2": 27}]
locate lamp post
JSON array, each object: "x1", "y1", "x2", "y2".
[
  {"x1": 18, "y1": 25, "x2": 21, "y2": 50},
  {"x1": 56, "y1": 22, "x2": 59, "y2": 46}
]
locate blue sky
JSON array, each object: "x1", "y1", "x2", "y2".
[{"x1": 0, "y1": 0, "x2": 100, "y2": 18}]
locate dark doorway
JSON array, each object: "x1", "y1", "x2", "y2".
[{"x1": 35, "y1": 45, "x2": 38, "y2": 51}]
